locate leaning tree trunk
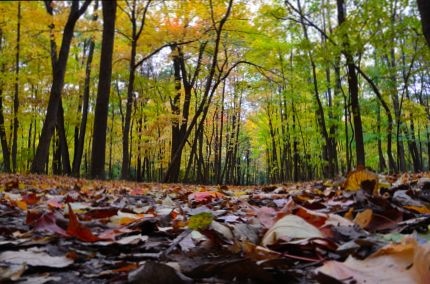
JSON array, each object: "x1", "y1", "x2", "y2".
[
  {"x1": 31, "y1": 0, "x2": 91, "y2": 174},
  {"x1": 91, "y1": 0, "x2": 116, "y2": 179}
]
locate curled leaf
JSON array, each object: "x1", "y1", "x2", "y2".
[
  {"x1": 262, "y1": 214, "x2": 323, "y2": 246},
  {"x1": 344, "y1": 167, "x2": 378, "y2": 193}
]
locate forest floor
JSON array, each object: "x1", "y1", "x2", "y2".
[{"x1": 1, "y1": 171, "x2": 430, "y2": 283}]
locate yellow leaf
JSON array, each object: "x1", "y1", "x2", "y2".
[
  {"x1": 344, "y1": 166, "x2": 378, "y2": 193},
  {"x1": 16, "y1": 200, "x2": 27, "y2": 211},
  {"x1": 404, "y1": 206, "x2": 430, "y2": 214},
  {"x1": 344, "y1": 208, "x2": 354, "y2": 220},
  {"x1": 354, "y1": 209, "x2": 372, "y2": 229}
]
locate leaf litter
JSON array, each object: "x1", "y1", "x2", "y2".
[{"x1": 0, "y1": 170, "x2": 430, "y2": 283}]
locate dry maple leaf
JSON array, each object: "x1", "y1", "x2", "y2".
[
  {"x1": 343, "y1": 166, "x2": 379, "y2": 194},
  {"x1": 66, "y1": 203, "x2": 100, "y2": 242}
]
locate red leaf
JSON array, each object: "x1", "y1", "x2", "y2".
[
  {"x1": 112, "y1": 262, "x2": 139, "y2": 273},
  {"x1": 21, "y1": 193, "x2": 40, "y2": 205},
  {"x1": 66, "y1": 204, "x2": 100, "y2": 242},
  {"x1": 47, "y1": 198, "x2": 64, "y2": 209},
  {"x1": 188, "y1": 191, "x2": 224, "y2": 203},
  {"x1": 27, "y1": 210, "x2": 68, "y2": 237},
  {"x1": 82, "y1": 208, "x2": 119, "y2": 220}
]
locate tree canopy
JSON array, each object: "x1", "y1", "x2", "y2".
[{"x1": 0, "y1": 0, "x2": 429, "y2": 184}]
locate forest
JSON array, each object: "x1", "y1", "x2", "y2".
[
  {"x1": 1, "y1": 0, "x2": 430, "y2": 283},
  {"x1": 0, "y1": 0, "x2": 428, "y2": 185}
]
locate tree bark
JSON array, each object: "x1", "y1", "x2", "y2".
[
  {"x1": 163, "y1": 0, "x2": 234, "y2": 182},
  {"x1": 12, "y1": 1, "x2": 21, "y2": 172},
  {"x1": 72, "y1": 39, "x2": 95, "y2": 176},
  {"x1": 336, "y1": 0, "x2": 365, "y2": 167},
  {"x1": 91, "y1": 0, "x2": 116, "y2": 179},
  {"x1": 31, "y1": 0, "x2": 91, "y2": 173},
  {"x1": 417, "y1": 0, "x2": 430, "y2": 48},
  {"x1": 0, "y1": 29, "x2": 11, "y2": 172},
  {"x1": 57, "y1": 100, "x2": 71, "y2": 174},
  {"x1": 73, "y1": 1, "x2": 98, "y2": 176}
]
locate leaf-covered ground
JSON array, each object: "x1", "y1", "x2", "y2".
[{"x1": 1, "y1": 171, "x2": 430, "y2": 283}]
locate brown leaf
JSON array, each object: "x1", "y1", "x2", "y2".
[
  {"x1": 27, "y1": 211, "x2": 68, "y2": 237},
  {"x1": 316, "y1": 237, "x2": 430, "y2": 284}
]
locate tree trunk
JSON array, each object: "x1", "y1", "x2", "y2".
[
  {"x1": 377, "y1": 103, "x2": 386, "y2": 172},
  {"x1": 355, "y1": 65, "x2": 396, "y2": 172},
  {"x1": 163, "y1": 0, "x2": 234, "y2": 183},
  {"x1": 121, "y1": 41, "x2": 136, "y2": 179},
  {"x1": 0, "y1": 29, "x2": 11, "y2": 173},
  {"x1": 336, "y1": 0, "x2": 365, "y2": 167},
  {"x1": 12, "y1": 1, "x2": 21, "y2": 172},
  {"x1": 56, "y1": 99, "x2": 71, "y2": 174},
  {"x1": 417, "y1": 0, "x2": 430, "y2": 48},
  {"x1": 72, "y1": 2, "x2": 98, "y2": 176},
  {"x1": 91, "y1": 0, "x2": 116, "y2": 179},
  {"x1": 31, "y1": 1, "x2": 91, "y2": 173},
  {"x1": 72, "y1": 39, "x2": 95, "y2": 176}
]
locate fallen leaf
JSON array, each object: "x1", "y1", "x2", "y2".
[
  {"x1": 66, "y1": 203, "x2": 100, "y2": 242},
  {"x1": 27, "y1": 211, "x2": 68, "y2": 237},
  {"x1": 188, "y1": 212, "x2": 213, "y2": 230},
  {"x1": 354, "y1": 209, "x2": 373, "y2": 229},
  {"x1": 0, "y1": 263, "x2": 27, "y2": 281},
  {"x1": 21, "y1": 193, "x2": 40, "y2": 205},
  {"x1": 188, "y1": 191, "x2": 224, "y2": 203},
  {"x1": 344, "y1": 167, "x2": 378, "y2": 193},
  {"x1": 128, "y1": 261, "x2": 193, "y2": 284},
  {"x1": 0, "y1": 249, "x2": 73, "y2": 268},
  {"x1": 261, "y1": 214, "x2": 323, "y2": 246},
  {"x1": 316, "y1": 237, "x2": 430, "y2": 284},
  {"x1": 404, "y1": 205, "x2": 430, "y2": 214},
  {"x1": 112, "y1": 263, "x2": 139, "y2": 273}
]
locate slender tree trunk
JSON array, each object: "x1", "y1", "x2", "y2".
[
  {"x1": 355, "y1": 65, "x2": 397, "y2": 172},
  {"x1": 91, "y1": 0, "x2": 116, "y2": 179},
  {"x1": 27, "y1": 119, "x2": 32, "y2": 171},
  {"x1": 52, "y1": 130, "x2": 60, "y2": 175},
  {"x1": 169, "y1": 46, "x2": 183, "y2": 182},
  {"x1": 12, "y1": 1, "x2": 21, "y2": 172},
  {"x1": 297, "y1": 0, "x2": 333, "y2": 177},
  {"x1": 121, "y1": 41, "x2": 136, "y2": 179},
  {"x1": 57, "y1": 100, "x2": 71, "y2": 174},
  {"x1": 0, "y1": 29, "x2": 11, "y2": 173},
  {"x1": 108, "y1": 101, "x2": 115, "y2": 178},
  {"x1": 216, "y1": 82, "x2": 226, "y2": 183},
  {"x1": 73, "y1": 2, "x2": 98, "y2": 176},
  {"x1": 377, "y1": 103, "x2": 386, "y2": 172},
  {"x1": 31, "y1": 1, "x2": 91, "y2": 173},
  {"x1": 163, "y1": 0, "x2": 234, "y2": 182},
  {"x1": 72, "y1": 39, "x2": 95, "y2": 176},
  {"x1": 337, "y1": 0, "x2": 365, "y2": 167}
]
